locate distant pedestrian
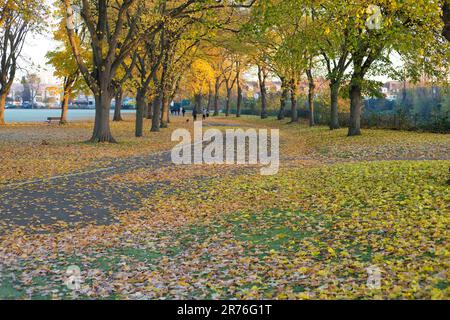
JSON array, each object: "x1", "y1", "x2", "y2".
[
  {"x1": 182, "y1": 107, "x2": 186, "y2": 117},
  {"x1": 192, "y1": 108, "x2": 197, "y2": 121},
  {"x1": 202, "y1": 108, "x2": 207, "y2": 120}
]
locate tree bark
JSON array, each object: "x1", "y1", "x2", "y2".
[
  {"x1": 290, "y1": 79, "x2": 299, "y2": 123},
  {"x1": 160, "y1": 93, "x2": 169, "y2": 128},
  {"x1": 113, "y1": 88, "x2": 123, "y2": 121},
  {"x1": 443, "y1": 2, "x2": 450, "y2": 41},
  {"x1": 213, "y1": 77, "x2": 220, "y2": 116},
  {"x1": 0, "y1": 92, "x2": 6, "y2": 125},
  {"x1": 207, "y1": 86, "x2": 212, "y2": 112},
  {"x1": 61, "y1": 74, "x2": 76, "y2": 125},
  {"x1": 143, "y1": 100, "x2": 149, "y2": 120},
  {"x1": 225, "y1": 88, "x2": 231, "y2": 117},
  {"x1": 278, "y1": 78, "x2": 288, "y2": 120},
  {"x1": 60, "y1": 92, "x2": 70, "y2": 125},
  {"x1": 329, "y1": 81, "x2": 340, "y2": 130},
  {"x1": 258, "y1": 66, "x2": 268, "y2": 119},
  {"x1": 235, "y1": 62, "x2": 242, "y2": 118},
  {"x1": 135, "y1": 90, "x2": 145, "y2": 137},
  {"x1": 236, "y1": 83, "x2": 242, "y2": 118},
  {"x1": 91, "y1": 92, "x2": 115, "y2": 143},
  {"x1": 348, "y1": 79, "x2": 362, "y2": 136},
  {"x1": 194, "y1": 94, "x2": 202, "y2": 114},
  {"x1": 146, "y1": 100, "x2": 153, "y2": 119},
  {"x1": 151, "y1": 95, "x2": 161, "y2": 132},
  {"x1": 306, "y1": 69, "x2": 315, "y2": 127}
]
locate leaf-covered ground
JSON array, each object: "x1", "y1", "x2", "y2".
[
  {"x1": 0, "y1": 117, "x2": 192, "y2": 184},
  {"x1": 0, "y1": 116, "x2": 448, "y2": 299}
]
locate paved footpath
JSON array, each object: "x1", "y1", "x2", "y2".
[
  {"x1": 0, "y1": 123, "x2": 254, "y2": 233},
  {"x1": 0, "y1": 149, "x2": 177, "y2": 231}
]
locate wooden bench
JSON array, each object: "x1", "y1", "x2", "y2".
[{"x1": 47, "y1": 117, "x2": 60, "y2": 124}]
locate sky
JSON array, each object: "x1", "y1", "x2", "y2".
[
  {"x1": 19, "y1": 32, "x2": 59, "y2": 84},
  {"x1": 17, "y1": 0, "x2": 59, "y2": 85}
]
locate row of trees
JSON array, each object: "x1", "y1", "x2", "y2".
[
  {"x1": 59, "y1": 0, "x2": 257, "y2": 142},
  {"x1": 242, "y1": 0, "x2": 450, "y2": 136},
  {"x1": 1, "y1": 0, "x2": 449, "y2": 140},
  {"x1": 0, "y1": 0, "x2": 47, "y2": 124}
]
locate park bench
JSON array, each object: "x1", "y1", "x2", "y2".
[{"x1": 47, "y1": 117, "x2": 60, "y2": 124}]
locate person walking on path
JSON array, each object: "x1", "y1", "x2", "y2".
[{"x1": 193, "y1": 108, "x2": 198, "y2": 121}]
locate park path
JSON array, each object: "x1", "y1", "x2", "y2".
[
  {"x1": 0, "y1": 121, "x2": 254, "y2": 233},
  {"x1": 0, "y1": 147, "x2": 178, "y2": 232},
  {"x1": 2, "y1": 121, "x2": 447, "y2": 234}
]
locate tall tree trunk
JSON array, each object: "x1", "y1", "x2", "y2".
[
  {"x1": 194, "y1": 94, "x2": 202, "y2": 114},
  {"x1": 151, "y1": 96, "x2": 161, "y2": 132},
  {"x1": 278, "y1": 78, "x2": 288, "y2": 120},
  {"x1": 225, "y1": 88, "x2": 231, "y2": 117},
  {"x1": 329, "y1": 81, "x2": 340, "y2": 130},
  {"x1": 236, "y1": 83, "x2": 242, "y2": 118},
  {"x1": 0, "y1": 92, "x2": 6, "y2": 125},
  {"x1": 290, "y1": 79, "x2": 299, "y2": 123},
  {"x1": 443, "y1": 2, "x2": 450, "y2": 41},
  {"x1": 236, "y1": 62, "x2": 242, "y2": 118},
  {"x1": 213, "y1": 78, "x2": 220, "y2": 116},
  {"x1": 146, "y1": 100, "x2": 153, "y2": 119},
  {"x1": 113, "y1": 87, "x2": 123, "y2": 122},
  {"x1": 258, "y1": 66, "x2": 268, "y2": 119},
  {"x1": 135, "y1": 90, "x2": 145, "y2": 137},
  {"x1": 60, "y1": 91, "x2": 70, "y2": 125},
  {"x1": 143, "y1": 100, "x2": 149, "y2": 122},
  {"x1": 160, "y1": 92, "x2": 169, "y2": 128},
  {"x1": 306, "y1": 69, "x2": 315, "y2": 127},
  {"x1": 207, "y1": 86, "x2": 212, "y2": 112},
  {"x1": 348, "y1": 78, "x2": 363, "y2": 136},
  {"x1": 91, "y1": 92, "x2": 115, "y2": 143},
  {"x1": 0, "y1": 82, "x2": 13, "y2": 125}
]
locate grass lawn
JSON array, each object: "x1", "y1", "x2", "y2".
[{"x1": 0, "y1": 116, "x2": 448, "y2": 299}]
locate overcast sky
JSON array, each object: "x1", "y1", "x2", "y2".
[{"x1": 19, "y1": 31, "x2": 59, "y2": 84}]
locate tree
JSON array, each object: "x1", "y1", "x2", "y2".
[
  {"x1": 257, "y1": 64, "x2": 269, "y2": 119},
  {"x1": 63, "y1": 0, "x2": 149, "y2": 142},
  {"x1": 306, "y1": 60, "x2": 316, "y2": 126},
  {"x1": 219, "y1": 52, "x2": 238, "y2": 117},
  {"x1": 183, "y1": 58, "x2": 215, "y2": 116},
  {"x1": 112, "y1": 56, "x2": 136, "y2": 122},
  {"x1": 235, "y1": 60, "x2": 243, "y2": 117},
  {"x1": 132, "y1": 30, "x2": 163, "y2": 136},
  {"x1": 0, "y1": 0, "x2": 46, "y2": 124},
  {"x1": 46, "y1": 5, "x2": 88, "y2": 124},
  {"x1": 20, "y1": 76, "x2": 30, "y2": 102},
  {"x1": 25, "y1": 73, "x2": 41, "y2": 106},
  {"x1": 245, "y1": 0, "x2": 313, "y2": 123},
  {"x1": 443, "y1": 1, "x2": 450, "y2": 41},
  {"x1": 315, "y1": 1, "x2": 353, "y2": 129},
  {"x1": 64, "y1": 0, "x2": 256, "y2": 141},
  {"x1": 334, "y1": 0, "x2": 449, "y2": 136}
]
